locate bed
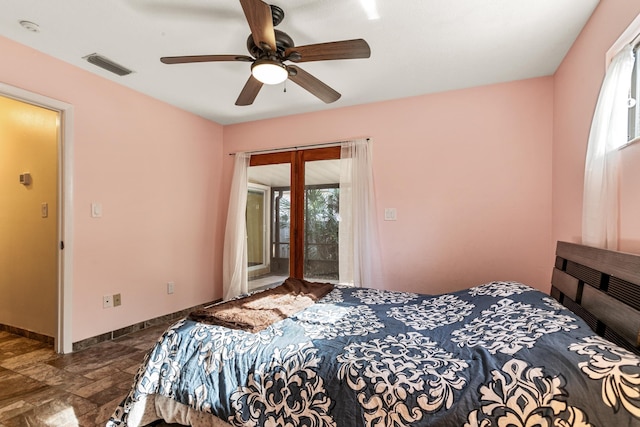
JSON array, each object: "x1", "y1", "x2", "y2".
[{"x1": 107, "y1": 241, "x2": 640, "y2": 426}]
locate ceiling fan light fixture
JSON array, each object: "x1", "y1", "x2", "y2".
[{"x1": 251, "y1": 59, "x2": 288, "y2": 85}]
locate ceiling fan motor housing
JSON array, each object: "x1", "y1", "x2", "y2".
[{"x1": 246, "y1": 29, "x2": 294, "y2": 59}]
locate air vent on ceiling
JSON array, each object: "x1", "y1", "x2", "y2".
[{"x1": 83, "y1": 53, "x2": 133, "y2": 76}]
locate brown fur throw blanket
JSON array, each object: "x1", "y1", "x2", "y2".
[{"x1": 188, "y1": 277, "x2": 334, "y2": 333}]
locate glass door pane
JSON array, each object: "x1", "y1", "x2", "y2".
[
  {"x1": 303, "y1": 159, "x2": 341, "y2": 282},
  {"x1": 247, "y1": 163, "x2": 290, "y2": 290},
  {"x1": 273, "y1": 188, "x2": 291, "y2": 275}
]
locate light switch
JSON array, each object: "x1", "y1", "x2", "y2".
[
  {"x1": 384, "y1": 208, "x2": 397, "y2": 221},
  {"x1": 20, "y1": 173, "x2": 32, "y2": 186},
  {"x1": 41, "y1": 202, "x2": 48, "y2": 218},
  {"x1": 91, "y1": 202, "x2": 102, "y2": 218}
]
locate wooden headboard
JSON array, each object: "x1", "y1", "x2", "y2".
[{"x1": 551, "y1": 241, "x2": 640, "y2": 355}]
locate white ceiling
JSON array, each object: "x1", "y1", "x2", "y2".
[{"x1": 0, "y1": 0, "x2": 599, "y2": 125}]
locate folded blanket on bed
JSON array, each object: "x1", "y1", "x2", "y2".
[{"x1": 188, "y1": 277, "x2": 334, "y2": 333}]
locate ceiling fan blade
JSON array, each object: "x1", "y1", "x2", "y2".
[
  {"x1": 239, "y1": 0, "x2": 277, "y2": 52},
  {"x1": 236, "y1": 75, "x2": 264, "y2": 106},
  {"x1": 161, "y1": 55, "x2": 253, "y2": 64},
  {"x1": 285, "y1": 39, "x2": 371, "y2": 63},
  {"x1": 287, "y1": 65, "x2": 341, "y2": 104}
]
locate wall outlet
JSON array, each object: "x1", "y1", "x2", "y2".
[
  {"x1": 91, "y1": 202, "x2": 103, "y2": 218},
  {"x1": 384, "y1": 208, "x2": 397, "y2": 221},
  {"x1": 113, "y1": 293, "x2": 121, "y2": 307},
  {"x1": 167, "y1": 282, "x2": 175, "y2": 294},
  {"x1": 103, "y1": 295, "x2": 113, "y2": 309}
]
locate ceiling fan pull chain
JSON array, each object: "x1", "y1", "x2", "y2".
[{"x1": 284, "y1": 79, "x2": 287, "y2": 93}]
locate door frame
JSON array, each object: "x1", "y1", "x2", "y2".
[
  {"x1": 247, "y1": 182, "x2": 271, "y2": 275},
  {"x1": 0, "y1": 82, "x2": 74, "y2": 353}
]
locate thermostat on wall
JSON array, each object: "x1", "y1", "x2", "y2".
[{"x1": 19, "y1": 173, "x2": 32, "y2": 186}]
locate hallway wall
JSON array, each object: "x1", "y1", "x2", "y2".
[{"x1": 0, "y1": 95, "x2": 59, "y2": 337}]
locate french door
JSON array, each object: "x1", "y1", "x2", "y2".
[{"x1": 247, "y1": 147, "x2": 341, "y2": 286}]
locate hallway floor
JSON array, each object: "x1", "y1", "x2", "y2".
[{"x1": 0, "y1": 322, "x2": 180, "y2": 427}]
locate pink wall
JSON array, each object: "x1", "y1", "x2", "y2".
[
  {"x1": 553, "y1": 0, "x2": 640, "y2": 251},
  {"x1": 224, "y1": 77, "x2": 554, "y2": 294},
  {"x1": 0, "y1": 36, "x2": 225, "y2": 342}
]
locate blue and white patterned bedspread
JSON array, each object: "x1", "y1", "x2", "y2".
[{"x1": 108, "y1": 282, "x2": 640, "y2": 426}]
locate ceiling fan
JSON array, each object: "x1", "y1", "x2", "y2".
[{"x1": 160, "y1": 0, "x2": 371, "y2": 106}]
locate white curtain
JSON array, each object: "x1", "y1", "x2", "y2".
[
  {"x1": 582, "y1": 45, "x2": 635, "y2": 249},
  {"x1": 222, "y1": 152, "x2": 250, "y2": 300},
  {"x1": 339, "y1": 138, "x2": 382, "y2": 288}
]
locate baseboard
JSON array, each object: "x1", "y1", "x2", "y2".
[
  {"x1": 0, "y1": 324, "x2": 54, "y2": 346},
  {"x1": 72, "y1": 300, "x2": 220, "y2": 352}
]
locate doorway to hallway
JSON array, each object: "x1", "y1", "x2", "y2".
[{"x1": 0, "y1": 84, "x2": 74, "y2": 353}]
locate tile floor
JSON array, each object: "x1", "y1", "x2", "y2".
[{"x1": 0, "y1": 322, "x2": 181, "y2": 427}]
